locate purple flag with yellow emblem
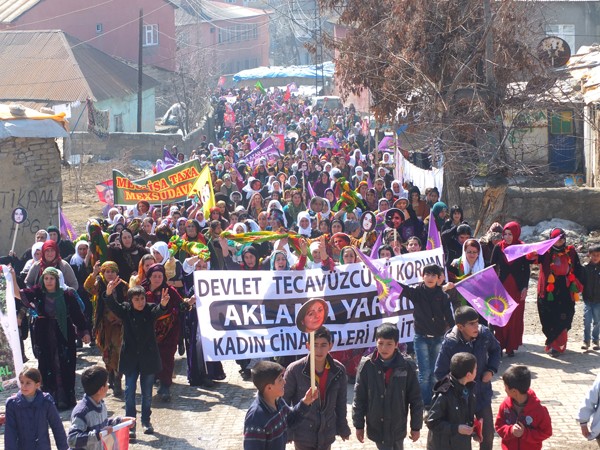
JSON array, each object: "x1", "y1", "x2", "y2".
[
  {"x1": 426, "y1": 216, "x2": 441, "y2": 250},
  {"x1": 455, "y1": 266, "x2": 518, "y2": 327}
]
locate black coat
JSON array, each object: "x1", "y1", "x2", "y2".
[
  {"x1": 426, "y1": 375, "x2": 476, "y2": 450},
  {"x1": 399, "y1": 282, "x2": 455, "y2": 337},
  {"x1": 104, "y1": 293, "x2": 165, "y2": 375},
  {"x1": 352, "y1": 351, "x2": 423, "y2": 446}
]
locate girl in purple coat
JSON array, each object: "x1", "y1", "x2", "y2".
[{"x1": 5, "y1": 367, "x2": 67, "y2": 450}]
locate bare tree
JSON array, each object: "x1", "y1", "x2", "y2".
[{"x1": 319, "y1": 0, "x2": 547, "y2": 205}]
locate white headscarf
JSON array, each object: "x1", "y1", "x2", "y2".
[
  {"x1": 297, "y1": 211, "x2": 312, "y2": 237},
  {"x1": 150, "y1": 241, "x2": 170, "y2": 265},
  {"x1": 460, "y1": 240, "x2": 485, "y2": 275},
  {"x1": 233, "y1": 223, "x2": 247, "y2": 234},
  {"x1": 69, "y1": 241, "x2": 89, "y2": 268},
  {"x1": 242, "y1": 177, "x2": 261, "y2": 199}
]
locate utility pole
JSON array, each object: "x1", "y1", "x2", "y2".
[
  {"x1": 137, "y1": 8, "x2": 143, "y2": 132},
  {"x1": 483, "y1": 0, "x2": 495, "y2": 90}
]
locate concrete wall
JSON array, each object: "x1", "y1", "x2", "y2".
[
  {"x1": 460, "y1": 186, "x2": 600, "y2": 231},
  {"x1": 504, "y1": 109, "x2": 549, "y2": 166},
  {"x1": 0, "y1": 138, "x2": 62, "y2": 256},
  {"x1": 70, "y1": 132, "x2": 195, "y2": 161}
]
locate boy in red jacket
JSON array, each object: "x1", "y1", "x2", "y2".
[{"x1": 495, "y1": 365, "x2": 552, "y2": 450}]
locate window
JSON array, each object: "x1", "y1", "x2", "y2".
[
  {"x1": 144, "y1": 24, "x2": 159, "y2": 47},
  {"x1": 96, "y1": 23, "x2": 103, "y2": 33},
  {"x1": 545, "y1": 24, "x2": 575, "y2": 54},
  {"x1": 114, "y1": 114, "x2": 123, "y2": 132},
  {"x1": 550, "y1": 110, "x2": 573, "y2": 135},
  {"x1": 218, "y1": 24, "x2": 258, "y2": 44}
]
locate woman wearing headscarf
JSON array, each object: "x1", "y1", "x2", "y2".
[
  {"x1": 107, "y1": 228, "x2": 149, "y2": 283},
  {"x1": 69, "y1": 241, "x2": 93, "y2": 342},
  {"x1": 491, "y1": 222, "x2": 532, "y2": 357},
  {"x1": 479, "y1": 222, "x2": 504, "y2": 266},
  {"x1": 17, "y1": 267, "x2": 90, "y2": 409},
  {"x1": 448, "y1": 239, "x2": 486, "y2": 308},
  {"x1": 84, "y1": 261, "x2": 128, "y2": 396},
  {"x1": 20, "y1": 241, "x2": 44, "y2": 281},
  {"x1": 181, "y1": 256, "x2": 225, "y2": 387},
  {"x1": 129, "y1": 254, "x2": 156, "y2": 287},
  {"x1": 528, "y1": 228, "x2": 583, "y2": 357},
  {"x1": 150, "y1": 241, "x2": 184, "y2": 293},
  {"x1": 25, "y1": 240, "x2": 79, "y2": 290},
  {"x1": 283, "y1": 189, "x2": 306, "y2": 227},
  {"x1": 408, "y1": 186, "x2": 428, "y2": 220},
  {"x1": 313, "y1": 171, "x2": 331, "y2": 198},
  {"x1": 295, "y1": 211, "x2": 320, "y2": 239},
  {"x1": 142, "y1": 264, "x2": 194, "y2": 400}
]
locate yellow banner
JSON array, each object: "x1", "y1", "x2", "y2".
[{"x1": 189, "y1": 165, "x2": 215, "y2": 217}]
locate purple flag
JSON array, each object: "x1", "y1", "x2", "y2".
[
  {"x1": 163, "y1": 148, "x2": 178, "y2": 166},
  {"x1": 250, "y1": 139, "x2": 258, "y2": 150},
  {"x1": 354, "y1": 247, "x2": 404, "y2": 314},
  {"x1": 503, "y1": 236, "x2": 561, "y2": 262},
  {"x1": 455, "y1": 266, "x2": 518, "y2": 327},
  {"x1": 378, "y1": 136, "x2": 396, "y2": 151},
  {"x1": 307, "y1": 180, "x2": 316, "y2": 198},
  {"x1": 369, "y1": 231, "x2": 383, "y2": 258},
  {"x1": 244, "y1": 137, "x2": 280, "y2": 168},
  {"x1": 59, "y1": 207, "x2": 77, "y2": 241},
  {"x1": 317, "y1": 136, "x2": 339, "y2": 149},
  {"x1": 426, "y1": 217, "x2": 441, "y2": 250}
]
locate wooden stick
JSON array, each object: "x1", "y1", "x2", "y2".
[
  {"x1": 310, "y1": 331, "x2": 316, "y2": 392},
  {"x1": 10, "y1": 223, "x2": 19, "y2": 254}
]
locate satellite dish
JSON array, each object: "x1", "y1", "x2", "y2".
[{"x1": 538, "y1": 36, "x2": 571, "y2": 67}]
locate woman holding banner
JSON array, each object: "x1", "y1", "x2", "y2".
[
  {"x1": 17, "y1": 267, "x2": 90, "y2": 409},
  {"x1": 491, "y1": 222, "x2": 531, "y2": 357}
]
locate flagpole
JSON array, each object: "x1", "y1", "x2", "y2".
[{"x1": 452, "y1": 265, "x2": 496, "y2": 287}]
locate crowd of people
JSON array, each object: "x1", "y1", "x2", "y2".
[{"x1": 1, "y1": 86, "x2": 600, "y2": 449}]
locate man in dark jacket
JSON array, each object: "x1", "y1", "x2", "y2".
[
  {"x1": 104, "y1": 283, "x2": 168, "y2": 439},
  {"x1": 284, "y1": 327, "x2": 351, "y2": 449},
  {"x1": 352, "y1": 323, "x2": 423, "y2": 450},
  {"x1": 434, "y1": 306, "x2": 501, "y2": 450}
]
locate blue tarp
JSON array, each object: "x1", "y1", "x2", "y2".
[
  {"x1": 0, "y1": 119, "x2": 68, "y2": 139},
  {"x1": 233, "y1": 61, "x2": 335, "y2": 82}
]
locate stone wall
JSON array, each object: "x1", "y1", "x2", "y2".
[
  {"x1": 69, "y1": 132, "x2": 194, "y2": 161},
  {"x1": 460, "y1": 186, "x2": 600, "y2": 232},
  {"x1": 0, "y1": 137, "x2": 62, "y2": 255}
]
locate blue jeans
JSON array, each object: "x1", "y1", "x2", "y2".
[
  {"x1": 124, "y1": 370, "x2": 154, "y2": 424},
  {"x1": 584, "y1": 302, "x2": 600, "y2": 342},
  {"x1": 413, "y1": 334, "x2": 442, "y2": 406}
]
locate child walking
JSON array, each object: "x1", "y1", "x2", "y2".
[
  {"x1": 581, "y1": 245, "x2": 600, "y2": 350},
  {"x1": 398, "y1": 263, "x2": 454, "y2": 407},
  {"x1": 104, "y1": 281, "x2": 169, "y2": 439},
  {"x1": 495, "y1": 365, "x2": 552, "y2": 450},
  {"x1": 426, "y1": 352, "x2": 478, "y2": 450},
  {"x1": 5, "y1": 367, "x2": 68, "y2": 450},
  {"x1": 67, "y1": 365, "x2": 134, "y2": 449},
  {"x1": 244, "y1": 360, "x2": 318, "y2": 450},
  {"x1": 352, "y1": 322, "x2": 424, "y2": 450}
]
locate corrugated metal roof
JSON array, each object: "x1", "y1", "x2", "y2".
[
  {"x1": 175, "y1": 0, "x2": 269, "y2": 26},
  {"x1": 0, "y1": 0, "x2": 40, "y2": 24},
  {"x1": 0, "y1": 30, "x2": 158, "y2": 105}
]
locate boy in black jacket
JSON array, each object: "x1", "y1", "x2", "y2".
[
  {"x1": 352, "y1": 323, "x2": 423, "y2": 450},
  {"x1": 581, "y1": 245, "x2": 600, "y2": 350},
  {"x1": 399, "y1": 264, "x2": 455, "y2": 408},
  {"x1": 104, "y1": 281, "x2": 168, "y2": 440},
  {"x1": 426, "y1": 352, "x2": 478, "y2": 450}
]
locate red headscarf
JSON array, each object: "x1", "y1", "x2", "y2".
[
  {"x1": 40, "y1": 240, "x2": 61, "y2": 269},
  {"x1": 499, "y1": 221, "x2": 523, "y2": 250}
]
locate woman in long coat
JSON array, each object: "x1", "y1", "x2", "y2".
[{"x1": 18, "y1": 267, "x2": 90, "y2": 409}]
